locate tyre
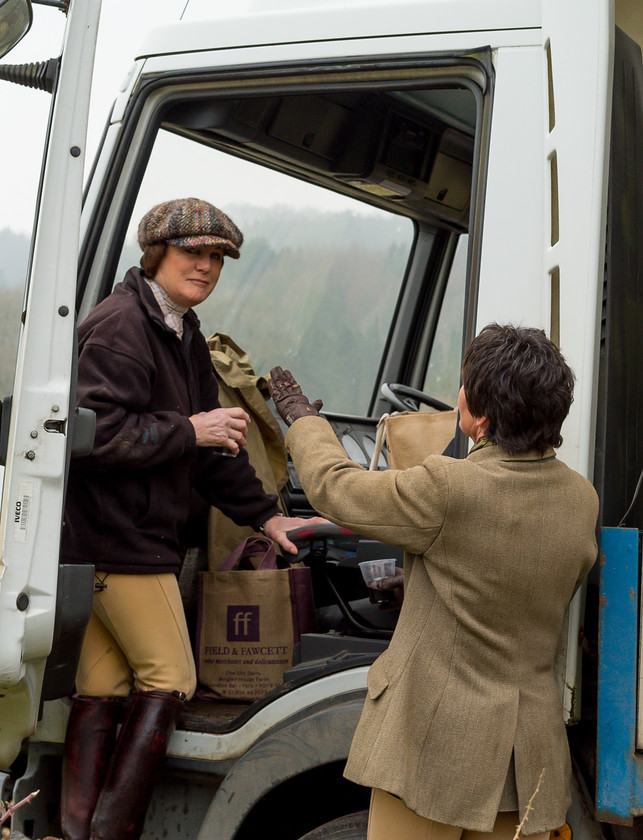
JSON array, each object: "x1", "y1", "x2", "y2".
[{"x1": 297, "y1": 810, "x2": 368, "y2": 840}]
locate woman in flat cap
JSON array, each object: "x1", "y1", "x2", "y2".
[{"x1": 59, "y1": 198, "x2": 319, "y2": 840}]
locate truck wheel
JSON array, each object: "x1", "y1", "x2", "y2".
[{"x1": 297, "y1": 810, "x2": 368, "y2": 840}]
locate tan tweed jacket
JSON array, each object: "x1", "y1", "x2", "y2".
[{"x1": 286, "y1": 417, "x2": 598, "y2": 834}]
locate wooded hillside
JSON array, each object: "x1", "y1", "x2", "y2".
[{"x1": 0, "y1": 208, "x2": 462, "y2": 413}]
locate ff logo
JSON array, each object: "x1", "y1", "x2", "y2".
[{"x1": 227, "y1": 605, "x2": 260, "y2": 641}]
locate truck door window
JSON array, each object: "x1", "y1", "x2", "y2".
[
  {"x1": 96, "y1": 77, "x2": 481, "y2": 419},
  {"x1": 115, "y1": 129, "x2": 414, "y2": 416},
  {"x1": 421, "y1": 234, "x2": 468, "y2": 407},
  {"x1": 0, "y1": 280, "x2": 24, "y2": 397}
]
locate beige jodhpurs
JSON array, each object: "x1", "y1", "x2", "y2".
[
  {"x1": 75, "y1": 572, "x2": 197, "y2": 699},
  {"x1": 368, "y1": 790, "x2": 553, "y2": 840}
]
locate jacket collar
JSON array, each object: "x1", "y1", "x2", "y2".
[{"x1": 467, "y1": 443, "x2": 556, "y2": 463}]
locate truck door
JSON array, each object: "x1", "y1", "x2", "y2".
[{"x1": 0, "y1": 0, "x2": 101, "y2": 769}]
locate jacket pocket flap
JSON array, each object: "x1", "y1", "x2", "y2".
[{"x1": 366, "y1": 665, "x2": 389, "y2": 700}]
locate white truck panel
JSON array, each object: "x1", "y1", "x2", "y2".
[
  {"x1": 35, "y1": 667, "x2": 370, "y2": 762},
  {"x1": 0, "y1": 0, "x2": 102, "y2": 767},
  {"x1": 133, "y1": 28, "x2": 540, "y2": 78},
  {"x1": 170, "y1": 0, "x2": 542, "y2": 51},
  {"x1": 476, "y1": 46, "x2": 545, "y2": 333}
]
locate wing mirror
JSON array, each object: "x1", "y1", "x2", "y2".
[{"x1": 0, "y1": 0, "x2": 32, "y2": 59}]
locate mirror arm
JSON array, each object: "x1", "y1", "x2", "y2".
[
  {"x1": 0, "y1": 56, "x2": 58, "y2": 92},
  {"x1": 31, "y1": 0, "x2": 67, "y2": 10}
]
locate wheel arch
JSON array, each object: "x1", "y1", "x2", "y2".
[{"x1": 196, "y1": 699, "x2": 367, "y2": 840}]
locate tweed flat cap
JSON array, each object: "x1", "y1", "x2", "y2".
[{"x1": 138, "y1": 197, "x2": 244, "y2": 259}]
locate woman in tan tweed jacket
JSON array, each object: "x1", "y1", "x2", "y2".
[{"x1": 269, "y1": 324, "x2": 599, "y2": 840}]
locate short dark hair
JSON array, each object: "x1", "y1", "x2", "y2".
[
  {"x1": 461, "y1": 324, "x2": 574, "y2": 454},
  {"x1": 140, "y1": 243, "x2": 167, "y2": 278}
]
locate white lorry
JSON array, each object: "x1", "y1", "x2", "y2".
[{"x1": 0, "y1": 0, "x2": 642, "y2": 837}]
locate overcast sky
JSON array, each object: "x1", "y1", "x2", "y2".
[{"x1": 0, "y1": 1, "x2": 190, "y2": 234}]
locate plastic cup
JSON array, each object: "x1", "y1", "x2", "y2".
[{"x1": 358, "y1": 558, "x2": 397, "y2": 604}]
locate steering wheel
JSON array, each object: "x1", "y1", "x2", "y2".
[
  {"x1": 381, "y1": 383, "x2": 453, "y2": 413},
  {"x1": 286, "y1": 523, "x2": 361, "y2": 564},
  {"x1": 286, "y1": 522, "x2": 393, "y2": 639}
]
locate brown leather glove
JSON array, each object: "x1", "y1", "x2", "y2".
[{"x1": 269, "y1": 366, "x2": 323, "y2": 426}]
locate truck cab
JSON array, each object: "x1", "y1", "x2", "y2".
[{"x1": 0, "y1": 1, "x2": 642, "y2": 838}]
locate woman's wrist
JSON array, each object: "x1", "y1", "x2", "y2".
[{"x1": 257, "y1": 512, "x2": 284, "y2": 534}]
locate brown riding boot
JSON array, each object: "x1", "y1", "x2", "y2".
[
  {"x1": 61, "y1": 695, "x2": 122, "y2": 840},
  {"x1": 90, "y1": 689, "x2": 185, "y2": 840}
]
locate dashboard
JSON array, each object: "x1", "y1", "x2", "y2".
[{"x1": 279, "y1": 414, "x2": 388, "y2": 516}]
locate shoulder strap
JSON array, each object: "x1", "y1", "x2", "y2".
[{"x1": 369, "y1": 413, "x2": 390, "y2": 470}]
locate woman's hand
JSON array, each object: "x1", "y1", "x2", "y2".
[
  {"x1": 189, "y1": 407, "x2": 250, "y2": 454},
  {"x1": 268, "y1": 367, "x2": 323, "y2": 426},
  {"x1": 261, "y1": 514, "x2": 329, "y2": 555}
]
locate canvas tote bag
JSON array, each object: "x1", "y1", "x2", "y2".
[
  {"x1": 369, "y1": 409, "x2": 458, "y2": 470},
  {"x1": 205, "y1": 333, "x2": 289, "y2": 571},
  {"x1": 197, "y1": 536, "x2": 316, "y2": 701}
]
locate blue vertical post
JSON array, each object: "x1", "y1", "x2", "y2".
[{"x1": 597, "y1": 527, "x2": 642, "y2": 823}]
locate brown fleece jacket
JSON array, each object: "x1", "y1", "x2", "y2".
[{"x1": 61, "y1": 268, "x2": 279, "y2": 574}]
